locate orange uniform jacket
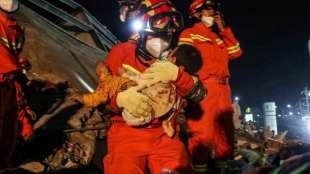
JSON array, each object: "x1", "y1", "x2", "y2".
[
  {"x1": 0, "y1": 13, "x2": 24, "y2": 75},
  {"x1": 178, "y1": 23, "x2": 242, "y2": 160},
  {"x1": 0, "y1": 13, "x2": 32, "y2": 139},
  {"x1": 105, "y1": 41, "x2": 196, "y2": 121},
  {"x1": 0, "y1": 12, "x2": 31, "y2": 169},
  {"x1": 179, "y1": 22, "x2": 242, "y2": 80},
  {"x1": 103, "y1": 41, "x2": 194, "y2": 174}
]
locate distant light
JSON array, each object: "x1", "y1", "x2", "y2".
[
  {"x1": 257, "y1": 114, "x2": 260, "y2": 117},
  {"x1": 289, "y1": 112, "x2": 293, "y2": 116},
  {"x1": 298, "y1": 112, "x2": 301, "y2": 115},
  {"x1": 234, "y1": 97, "x2": 240, "y2": 101},
  {"x1": 277, "y1": 114, "x2": 282, "y2": 117},
  {"x1": 245, "y1": 113, "x2": 254, "y2": 122},
  {"x1": 308, "y1": 92, "x2": 310, "y2": 97},
  {"x1": 131, "y1": 19, "x2": 143, "y2": 31},
  {"x1": 287, "y1": 104, "x2": 292, "y2": 108}
]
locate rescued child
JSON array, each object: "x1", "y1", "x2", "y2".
[{"x1": 73, "y1": 45, "x2": 203, "y2": 137}]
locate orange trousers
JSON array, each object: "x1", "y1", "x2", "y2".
[
  {"x1": 104, "y1": 122, "x2": 190, "y2": 174},
  {"x1": 0, "y1": 81, "x2": 18, "y2": 169},
  {"x1": 187, "y1": 80, "x2": 235, "y2": 160}
]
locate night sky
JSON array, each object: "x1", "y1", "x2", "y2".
[{"x1": 76, "y1": 0, "x2": 310, "y2": 109}]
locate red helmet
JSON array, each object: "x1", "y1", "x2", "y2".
[
  {"x1": 135, "y1": 0, "x2": 183, "y2": 61},
  {"x1": 133, "y1": 0, "x2": 183, "y2": 33},
  {"x1": 0, "y1": 0, "x2": 19, "y2": 13},
  {"x1": 141, "y1": 0, "x2": 175, "y2": 17},
  {"x1": 189, "y1": 0, "x2": 221, "y2": 16}
]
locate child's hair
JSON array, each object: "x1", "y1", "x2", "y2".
[{"x1": 172, "y1": 45, "x2": 202, "y2": 75}]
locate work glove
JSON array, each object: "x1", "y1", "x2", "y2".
[
  {"x1": 116, "y1": 86, "x2": 153, "y2": 118},
  {"x1": 122, "y1": 109, "x2": 153, "y2": 126},
  {"x1": 140, "y1": 61, "x2": 179, "y2": 87}
]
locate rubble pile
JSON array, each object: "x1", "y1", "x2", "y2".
[
  {"x1": 230, "y1": 124, "x2": 310, "y2": 174},
  {"x1": 4, "y1": 3, "x2": 310, "y2": 174},
  {"x1": 6, "y1": 74, "x2": 310, "y2": 174}
]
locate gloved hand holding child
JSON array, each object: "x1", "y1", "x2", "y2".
[
  {"x1": 140, "y1": 61, "x2": 179, "y2": 87},
  {"x1": 116, "y1": 85, "x2": 154, "y2": 121}
]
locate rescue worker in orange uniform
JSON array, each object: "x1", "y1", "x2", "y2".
[
  {"x1": 103, "y1": 1, "x2": 206, "y2": 173},
  {"x1": 0, "y1": 0, "x2": 34, "y2": 170},
  {"x1": 178, "y1": 0, "x2": 242, "y2": 173}
]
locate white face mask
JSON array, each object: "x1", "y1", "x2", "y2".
[
  {"x1": 145, "y1": 37, "x2": 170, "y2": 58},
  {"x1": 0, "y1": 0, "x2": 19, "y2": 13},
  {"x1": 201, "y1": 16, "x2": 214, "y2": 27}
]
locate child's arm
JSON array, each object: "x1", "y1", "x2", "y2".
[
  {"x1": 82, "y1": 75, "x2": 136, "y2": 108},
  {"x1": 82, "y1": 88, "x2": 109, "y2": 108}
]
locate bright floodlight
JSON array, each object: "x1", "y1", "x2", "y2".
[
  {"x1": 308, "y1": 92, "x2": 310, "y2": 97},
  {"x1": 234, "y1": 96, "x2": 239, "y2": 101},
  {"x1": 131, "y1": 19, "x2": 143, "y2": 31},
  {"x1": 286, "y1": 104, "x2": 292, "y2": 108},
  {"x1": 289, "y1": 112, "x2": 293, "y2": 116}
]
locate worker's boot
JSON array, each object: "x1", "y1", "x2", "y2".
[{"x1": 191, "y1": 144, "x2": 212, "y2": 174}]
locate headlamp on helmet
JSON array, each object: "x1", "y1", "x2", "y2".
[
  {"x1": 0, "y1": 0, "x2": 19, "y2": 13},
  {"x1": 131, "y1": 18, "x2": 144, "y2": 31}
]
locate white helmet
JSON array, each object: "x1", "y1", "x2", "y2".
[{"x1": 0, "y1": 0, "x2": 19, "y2": 13}]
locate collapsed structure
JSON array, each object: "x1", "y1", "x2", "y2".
[
  {"x1": 7, "y1": 1, "x2": 310, "y2": 173},
  {"x1": 10, "y1": 0, "x2": 118, "y2": 172},
  {"x1": 17, "y1": 0, "x2": 119, "y2": 92}
]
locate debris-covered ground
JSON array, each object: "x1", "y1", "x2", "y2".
[
  {"x1": 4, "y1": 3, "x2": 310, "y2": 174},
  {"x1": 5, "y1": 72, "x2": 310, "y2": 174},
  {"x1": 5, "y1": 72, "x2": 107, "y2": 174}
]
